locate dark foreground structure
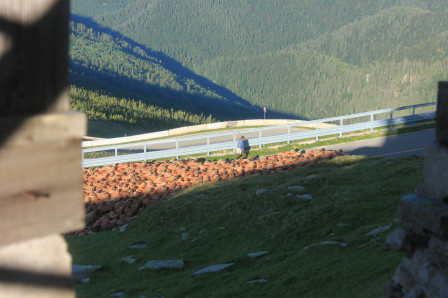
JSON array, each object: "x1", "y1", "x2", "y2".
[
  {"x1": 385, "y1": 82, "x2": 448, "y2": 297},
  {"x1": 0, "y1": 1, "x2": 86, "y2": 297}
]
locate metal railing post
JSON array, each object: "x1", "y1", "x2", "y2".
[
  {"x1": 412, "y1": 106, "x2": 416, "y2": 126},
  {"x1": 316, "y1": 123, "x2": 319, "y2": 141},
  {"x1": 389, "y1": 111, "x2": 393, "y2": 129},
  {"x1": 370, "y1": 114, "x2": 374, "y2": 133},
  {"x1": 233, "y1": 134, "x2": 236, "y2": 153},
  {"x1": 287, "y1": 126, "x2": 291, "y2": 144},
  {"x1": 207, "y1": 137, "x2": 210, "y2": 156},
  {"x1": 339, "y1": 119, "x2": 343, "y2": 138},
  {"x1": 144, "y1": 145, "x2": 147, "y2": 153},
  {"x1": 115, "y1": 148, "x2": 117, "y2": 156},
  {"x1": 176, "y1": 141, "x2": 179, "y2": 160}
]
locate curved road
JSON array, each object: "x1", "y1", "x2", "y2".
[
  {"x1": 308, "y1": 129, "x2": 435, "y2": 158},
  {"x1": 110, "y1": 128, "x2": 435, "y2": 159},
  {"x1": 119, "y1": 126, "x2": 309, "y2": 151}
]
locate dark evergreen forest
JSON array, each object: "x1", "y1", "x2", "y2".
[
  {"x1": 70, "y1": 0, "x2": 448, "y2": 128},
  {"x1": 69, "y1": 17, "x2": 282, "y2": 136}
]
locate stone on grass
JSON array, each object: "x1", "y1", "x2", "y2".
[
  {"x1": 193, "y1": 263, "x2": 235, "y2": 275},
  {"x1": 367, "y1": 225, "x2": 391, "y2": 237},
  {"x1": 288, "y1": 186, "x2": 304, "y2": 192},
  {"x1": 110, "y1": 292, "x2": 125, "y2": 297},
  {"x1": 303, "y1": 241, "x2": 347, "y2": 251},
  {"x1": 296, "y1": 194, "x2": 313, "y2": 200},
  {"x1": 141, "y1": 260, "x2": 185, "y2": 270},
  {"x1": 128, "y1": 243, "x2": 147, "y2": 249},
  {"x1": 259, "y1": 211, "x2": 281, "y2": 219},
  {"x1": 119, "y1": 224, "x2": 128, "y2": 232},
  {"x1": 182, "y1": 233, "x2": 189, "y2": 240},
  {"x1": 72, "y1": 265, "x2": 101, "y2": 281},
  {"x1": 122, "y1": 256, "x2": 136, "y2": 264},
  {"x1": 256, "y1": 189, "x2": 269, "y2": 196},
  {"x1": 246, "y1": 279, "x2": 268, "y2": 284},
  {"x1": 247, "y1": 251, "x2": 268, "y2": 258}
]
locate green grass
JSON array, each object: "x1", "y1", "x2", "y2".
[{"x1": 66, "y1": 154, "x2": 423, "y2": 297}]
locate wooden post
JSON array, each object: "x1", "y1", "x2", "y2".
[
  {"x1": 436, "y1": 81, "x2": 448, "y2": 147},
  {"x1": 0, "y1": 1, "x2": 86, "y2": 297}
]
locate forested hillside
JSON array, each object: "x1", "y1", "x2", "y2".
[
  {"x1": 69, "y1": 17, "x2": 268, "y2": 137},
  {"x1": 70, "y1": 86, "x2": 214, "y2": 134},
  {"x1": 71, "y1": 0, "x2": 448, "y2": 120}
]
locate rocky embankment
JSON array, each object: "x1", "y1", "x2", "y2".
[{"x1": 77, "y1": 149, "x2": 343, "y2": 235}]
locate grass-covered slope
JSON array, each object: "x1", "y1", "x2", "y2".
[{"x1": 66, "y1": 154, "x2": 422, "y2": 297}]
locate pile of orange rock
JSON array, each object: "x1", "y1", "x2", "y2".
[{"x1": 77, "y1": 149, "x2": 342, "y2": 235}]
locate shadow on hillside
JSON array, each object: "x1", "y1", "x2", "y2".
[
  {"x1": 70, "y1": 14, "x2": 301, "y2": 121},
  {"x1": 71, "y1": 63, "x2": 258, "y2": 121}
]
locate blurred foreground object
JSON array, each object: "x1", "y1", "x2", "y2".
[
  {"x1": 0, "y1": 1, "x2": 86, "y2": 297},
  {"x1": 385, "y1": 82, "x2": 448, "y2": 298}
]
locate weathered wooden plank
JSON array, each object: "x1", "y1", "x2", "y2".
[
  {"x1": 0, "y1": 111, "x2": 86, "y2": 146},
  {"x1": 0, "y1": 1, "x2": 81, "y2": 296},
  {"x1": 0, "y1": 234, "x2": 74, "y2": 298},
  {"x1": 0, "y1": 112, "x2": 86, "y2": 246}
]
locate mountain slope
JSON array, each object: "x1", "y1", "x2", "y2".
[
  {"x1": 196, "y1": 6, "x2": 448, "y2": 118},
  {"x1": 66, "y1": 154, "x2": 422, "y2": 297},
  {"x1": 71, "y1": 0, "x2": 448, "y2": 64},
  {"x1": 69, "y1": 17, "x2": 277, "y2": 130},
  {"x1": 71, "y1": 0, "x2": 448, "y2": 120}
]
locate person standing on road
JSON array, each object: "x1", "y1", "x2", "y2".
[{"x1": 235, "y1": 136, "x2": 249, "y2": 159}]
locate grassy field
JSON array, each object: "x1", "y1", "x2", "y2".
[{"x1": 66, "y1": 153, "x2": 422, "y2": 297}]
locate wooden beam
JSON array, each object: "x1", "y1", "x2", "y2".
[{"x1": 0, "y1": 112, "x2": 87, "y2": 246}]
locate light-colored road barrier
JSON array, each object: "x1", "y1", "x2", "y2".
[{"x1": 82, "y1": 102, "x2": 436, "y2": 168}]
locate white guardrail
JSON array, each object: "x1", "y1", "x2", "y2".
[{"x1": 82, "y1": 102, "x2": 436, "y2": 168}]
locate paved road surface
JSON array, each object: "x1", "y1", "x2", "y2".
[
  {"x1": 308, "y1": 129, "x2": 435, "y2": 158},
  {"x1": 121, "y1": 126, "x2": 308, "y2": 151},
  {"x1": 112, "y1": 127, "x2": 434, "y2": 159}
]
